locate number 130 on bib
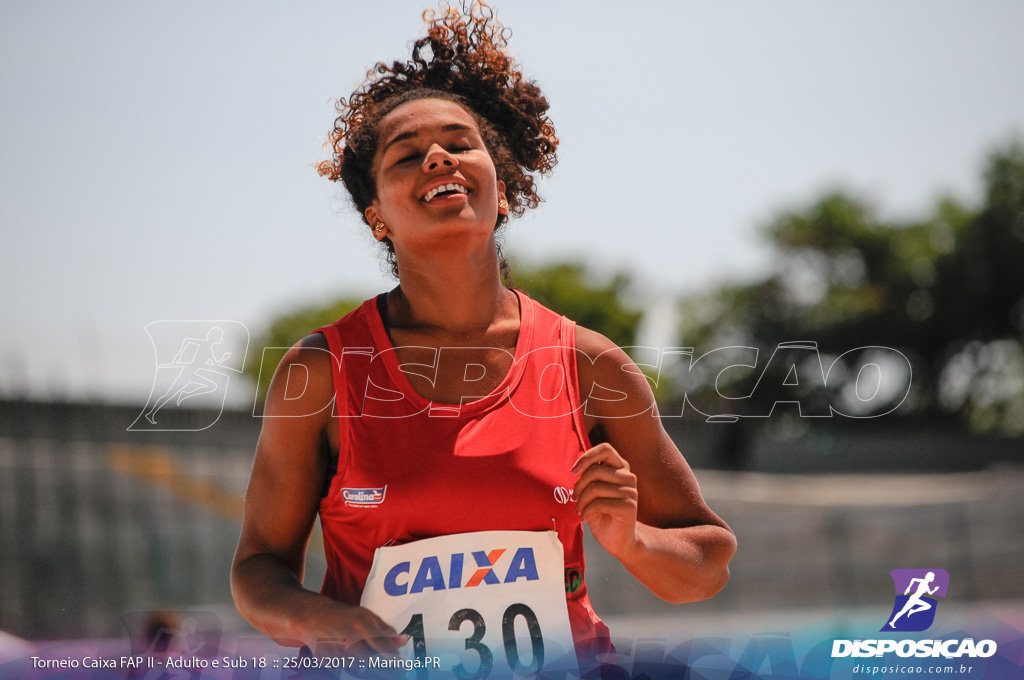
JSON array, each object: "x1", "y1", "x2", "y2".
[{"x1": 361, "y1": 531, "x2": 580, "y2": 677}]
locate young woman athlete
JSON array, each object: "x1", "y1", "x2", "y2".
[{"x1": 231, "y1": 4, "x2": 736, "y2": 676}]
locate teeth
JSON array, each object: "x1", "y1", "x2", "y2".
[{"x1": 424, "y1": 183, "x2": 468, "y2": 202}]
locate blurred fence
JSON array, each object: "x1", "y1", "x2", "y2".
[{"x1": 0, "y1": 398, "x2": 1021, "y2": 640}]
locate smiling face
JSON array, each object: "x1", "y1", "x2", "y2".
[{"x1": 364, "y1": 98, "x2": 507, "y2": 260}]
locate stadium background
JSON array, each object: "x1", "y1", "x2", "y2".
[{"x1": 2, "y1": 1, "x2": 1023, "y2": 677}]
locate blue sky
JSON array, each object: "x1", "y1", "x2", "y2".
[{"x1": 2, "y1": 1, "x2": 1023, "y2": 402}]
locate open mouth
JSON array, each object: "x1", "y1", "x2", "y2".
[{"x1": 423, "y1": 183, "x2": 469, "y2": 202}]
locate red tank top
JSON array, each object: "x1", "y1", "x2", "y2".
[{"x1": 315, "y1": 289, "x2": 613, "y2": 661}]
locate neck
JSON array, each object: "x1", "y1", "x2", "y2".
[{"x1": 389, "y1": 241, "x2": 514, "y2": 336}]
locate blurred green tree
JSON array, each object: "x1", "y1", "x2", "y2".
[
  {"x1": 511, "y1": 261, "x2": 643, "y2": 349},
  {"x1": 676, "y1": 141, "x2": 1024, "y2": 434},
  {"x1": 243, "y1": 297, "x2": 363, "y2": 402}
]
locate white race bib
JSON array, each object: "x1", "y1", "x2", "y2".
[{"x1": 361, "y1": 530, "x2": 579, "y2": 678}]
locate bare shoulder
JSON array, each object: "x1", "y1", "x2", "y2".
[
  {"x1": 262, "y1": 332, "x2": 336, "y2": 419},
  {"x1": 251, "y1": 331, "x2": 338, "y2": 482},
  {"x1": 574, "y1": 324, "x2": 622, "y2": 359},
  {"x1": 574, "y1": 325, "x2": 658, "y2": 421}
]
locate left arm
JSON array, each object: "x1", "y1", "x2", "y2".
[{"x1": 573, "y1": 327, "x2": 736, "y2": 603}]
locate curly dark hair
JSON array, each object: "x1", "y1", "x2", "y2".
[{"x1": 317, "y1": 1, "x2": 558, "y2": 278}]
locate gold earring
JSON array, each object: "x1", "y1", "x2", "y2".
[
  {"x1": 373, "y1": 221, "x2": 385, "y2": 233},
  {"x1": 498, "y1": 197, "x2": 509, "y2": 214}
]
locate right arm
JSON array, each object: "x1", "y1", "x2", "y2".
[{"x1": 230, "y1": 333, "x2": 404, "y2": 654}]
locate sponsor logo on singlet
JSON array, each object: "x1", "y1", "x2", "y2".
[
  {"x1": 342, "y1": 486, "x2": 387, "y2": 507},
  {"x1": 564, "y1": 567, "x2": 583, "y2": 594},
  {"x1": 383, "y1": 547, "x2": 540, "y2": 596}
]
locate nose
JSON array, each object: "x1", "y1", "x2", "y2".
[{"x1": 422, "y1": 144, "x2": 458, "y2": 172}]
